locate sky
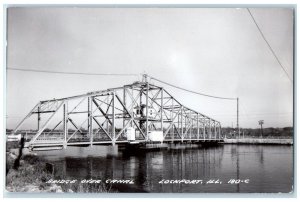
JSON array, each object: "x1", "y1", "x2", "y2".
[{"x1": 6, "y1": 7, "x2": 294, "y2": 129}]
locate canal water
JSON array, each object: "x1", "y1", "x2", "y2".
[{"x1": 35, "y1": 144, "x2": 293, "y2": 193}]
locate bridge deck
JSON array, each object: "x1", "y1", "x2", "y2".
[{"x1": 25, "y1": 138, "x2": 224, "y2": 149}]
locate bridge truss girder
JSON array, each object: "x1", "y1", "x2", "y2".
[{"x1": 11, "y1": 81, "x2": 222, "y2": 148}]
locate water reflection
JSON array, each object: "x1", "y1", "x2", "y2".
[{"x1": 37, "y1": 144, "x2": 293, "y2": 193}]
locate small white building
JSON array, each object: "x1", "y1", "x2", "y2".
[
  {"x1": 148, "y1": 131, "x2": 164, "y2": 142},
  {"x1": 125, "y1": 127, "x2": 136, "y2": 141}
]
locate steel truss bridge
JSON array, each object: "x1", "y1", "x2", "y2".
[{"x1": 11, "y1": 81, "x2": 223, "y2": 150}]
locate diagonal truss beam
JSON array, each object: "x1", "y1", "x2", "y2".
[
  {"x1": 28, "y1": 101, "x2": 64, "y2": 144},
  {"x1": 115, "y1": 93, "x2": 146, "y2": 139}
]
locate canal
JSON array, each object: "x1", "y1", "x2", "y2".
[{"x1": 35, "y1": 144, "x2": 293, "y2": 193}]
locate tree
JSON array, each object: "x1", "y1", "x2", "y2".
[{"x1": 258, "y1": 120, "x2": 264, "y2": 138}]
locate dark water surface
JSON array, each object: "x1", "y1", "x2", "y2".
[{"x1": 35, "y1": 144, "x2": 293, "y2": 193}]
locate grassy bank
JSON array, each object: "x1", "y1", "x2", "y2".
[
  {"x1": 6, "y1": 142, "x2": 109, "y2": 193},
  {"x1": 6, "y1": 153, "x2": 59, "y2": 192}
]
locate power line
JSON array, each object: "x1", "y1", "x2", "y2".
[
  {"x1": 246, "y1": 8, "x2": 293, "y2": 83},
  {"x1": 7, "y1": 67, "x2": 139, "y2": 77},
  {"x1": 147, "y1": 74, "x2": 237, "y2": 100},
  {"x1": 7, "y1": 67, "x2": 236, "y2": 99}
]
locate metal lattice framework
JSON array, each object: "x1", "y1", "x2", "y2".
[{"x1": 11, "y1": 81, "x2": 223, "y2": 149}]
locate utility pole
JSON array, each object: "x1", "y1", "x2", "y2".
[
  {"x1": 237, "y1": 97, "x2": 240, "y2": 139},
  {"x1": 259, "y1": 120, "x2": 264, "y2": 139},
  {"x1": 37, "y1": 105, "x2": 41, "y2": 131},
  {"x1": 143, "y1": 74, "x2": 148, "y2": 82},
  {"x1": 145, "y1": 75, "x2": 149, "y2": 141}
]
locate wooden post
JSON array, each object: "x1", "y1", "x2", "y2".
[
  {"x1": 63, "y1": 102, "x2": 68, "y2": 149},
  {"x1": 87, "y1": 97, "x2": 90, "y2": 142},
  {"x1": 106, "y1": 96, "x2": 109, "y2": 135},
  {"x1": 218, "y1": 123, "x2": 221, "y2": 139},
  {"x1": 171, "y1": 98, "x2": 174, "y2": 143},
  {"x1": 197, "y1": 113, "x2": 199, "y2": 140},
  {"x1": 214, "y1": 121, "x2": 217, "y2": 140},
  {"x1": 209, "y1": 119, "x2": 211, "y2": 140},
  {"x1": 161, "y1": 89, "x2": 163, "y2": 131},
  {"x1": 112, "y1": 92, "x2": 115, "y2": 145},
  {"x1": 203, "y1": 122, "x2": 206, "y2": 140},
  {"x1": 189, "y1": 111, "x2": 192, "y2": 140},
  {"x1": 181, "y1": 107, "x2": 184, "y2": 142},
  {"x1": 37, "y1": 105, "x2": 41, "y2": 131},
  {"x1": 89, "y1": 97, "x2": 93, "y2": 146},
  {"x1": 123, "y1": 87, "x2": 126, "y2": 129},
  {"x1": 146, "y1": 82, "x2": 149, "y2": 140},
  {"x1": 237, "y1": 97, "x2": 240, "y2": 139}
]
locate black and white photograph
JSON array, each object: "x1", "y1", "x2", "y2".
[{"x1": 4, "y1": 5, "x2": 294, "y2": 195}]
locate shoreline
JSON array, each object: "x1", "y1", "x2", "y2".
[
  {"x1": 222, "y1": 138, "x2": 293, "y2": 145},
  {"x1": 6, "y1": 149, "x2": 110, "y2": 193}
]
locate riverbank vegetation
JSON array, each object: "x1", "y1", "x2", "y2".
[
  {"x1": 6, "y1": 152, "x2": 57, "y2": 192},
  {"x1": 222, "y1": 127, "x2": 293, "y2": 139},
  {"x1": 6, "y1": 142, "x2": 110, "y2": 193}
]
